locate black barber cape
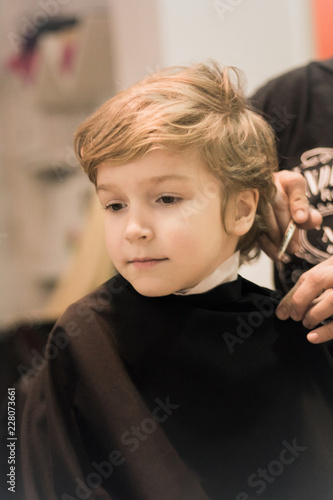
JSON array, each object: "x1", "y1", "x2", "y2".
[{"x1": 11, "y1": 275, "x2": 333, "y2": 499}]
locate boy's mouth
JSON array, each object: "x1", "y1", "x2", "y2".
[{"x1": 128, "y1": 258, "x2": 168, "y2": 268}]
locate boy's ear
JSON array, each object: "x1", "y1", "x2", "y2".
[{"x1": 228, "y1": 189, "x2": 259, "y2": 236}]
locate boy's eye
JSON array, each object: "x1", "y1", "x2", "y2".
[
  {"x1": 105, "y1": 202, "x2": 126, "y2": 212},
  {"x1": 157, "y1": 195, "x2": 181, "y2": 205}
]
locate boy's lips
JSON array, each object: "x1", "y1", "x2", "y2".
[{"x1": 128, "y1": 257, "x2": 169, "y2": 268}]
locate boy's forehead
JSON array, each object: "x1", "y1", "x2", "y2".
[
  {"x1": 96, "y1": 172, "x2": 192, "y2": 192},
  {"x1": 96, "y1": 149, "x2": 215, "y2": 188}
]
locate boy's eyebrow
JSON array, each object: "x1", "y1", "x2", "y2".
[
  {"x1": 96, "y1": 184, "x2": 114, "y2": 192},
  {"x1": 96, "y1": 174, "x2": 191, "y2": 192},
  {"x1": 149, "y1": 174, "x2": 191, "y2": 184}
]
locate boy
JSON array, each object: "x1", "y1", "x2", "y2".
[{"x1": 15, "y1": 62, "x2": 333, "y2": 499}]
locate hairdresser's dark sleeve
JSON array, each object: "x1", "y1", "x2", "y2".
[{"x1": 248, "y1": 64, "x2": 310, "y2": 169}]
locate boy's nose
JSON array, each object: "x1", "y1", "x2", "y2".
[{"x1": 124, "y1": 214, "x2": 153, "y2": 242}]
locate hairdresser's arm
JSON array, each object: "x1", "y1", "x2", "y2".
[
  {"x1": 276, "y1": 257, "x2": 333, "y2": 343},
  {"x1": 261, "y1": 170, "x2": 332, "y2": 344},
  {"x1": 259, "y1": 170, "x2": 322, "y2": 260}
]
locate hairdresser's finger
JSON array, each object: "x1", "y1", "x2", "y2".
[
  {"x1": 276, "y1": 258, "x2": 333, "y2": 321},
  {"x1": 275, "y1": 170, "x2": 322, "y2": 229},
  {"x1": 291, "y1": 205, "x2": 322, "y2": 229},
  {"x1": 307, "y1": 321, "x2": 333, "y2": 344},
  {"x1": 278, "y1": 171, "x2": 309, "y2": 224},
  {"x1": 302, "y1": 289, "x2": 333, "y2": 330}
]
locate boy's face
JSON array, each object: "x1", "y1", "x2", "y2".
[{"x1": 96, "y1": 149, "x2": 240, "y2": 297}]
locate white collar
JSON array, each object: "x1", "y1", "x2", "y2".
[{"x1": 174, "y1": 252, "x2": 240, "y2": 296}]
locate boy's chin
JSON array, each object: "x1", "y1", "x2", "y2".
[{"x1": 129, "y1": 278, "x2": 179, "y2": 297}]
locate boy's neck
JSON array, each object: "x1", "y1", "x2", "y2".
[{"x1": 174, "y1": 252, "x2": 240, "y2": 296}]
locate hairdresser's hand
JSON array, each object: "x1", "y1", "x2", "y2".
[
  {"x1": 276, "y1": 256, "x2": 333, "y2": 343},
  {"x1": 259, "y1": 170, "x2": 322, "y2": 260}
]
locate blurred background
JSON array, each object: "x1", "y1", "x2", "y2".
[{"x1": 0, "y1": 0, "x2": 331, "y2": 343}]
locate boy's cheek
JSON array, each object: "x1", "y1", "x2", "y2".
[
  {"x1": 176, "y1": 198, "x2": 208, "y2": 221},
  {"x1": 104, "y1": 241, "x2": 120, "y2": 264}
]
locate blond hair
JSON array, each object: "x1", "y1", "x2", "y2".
[{"x1": 74, "y1": 61, "x2": 277, "y2": 261}]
